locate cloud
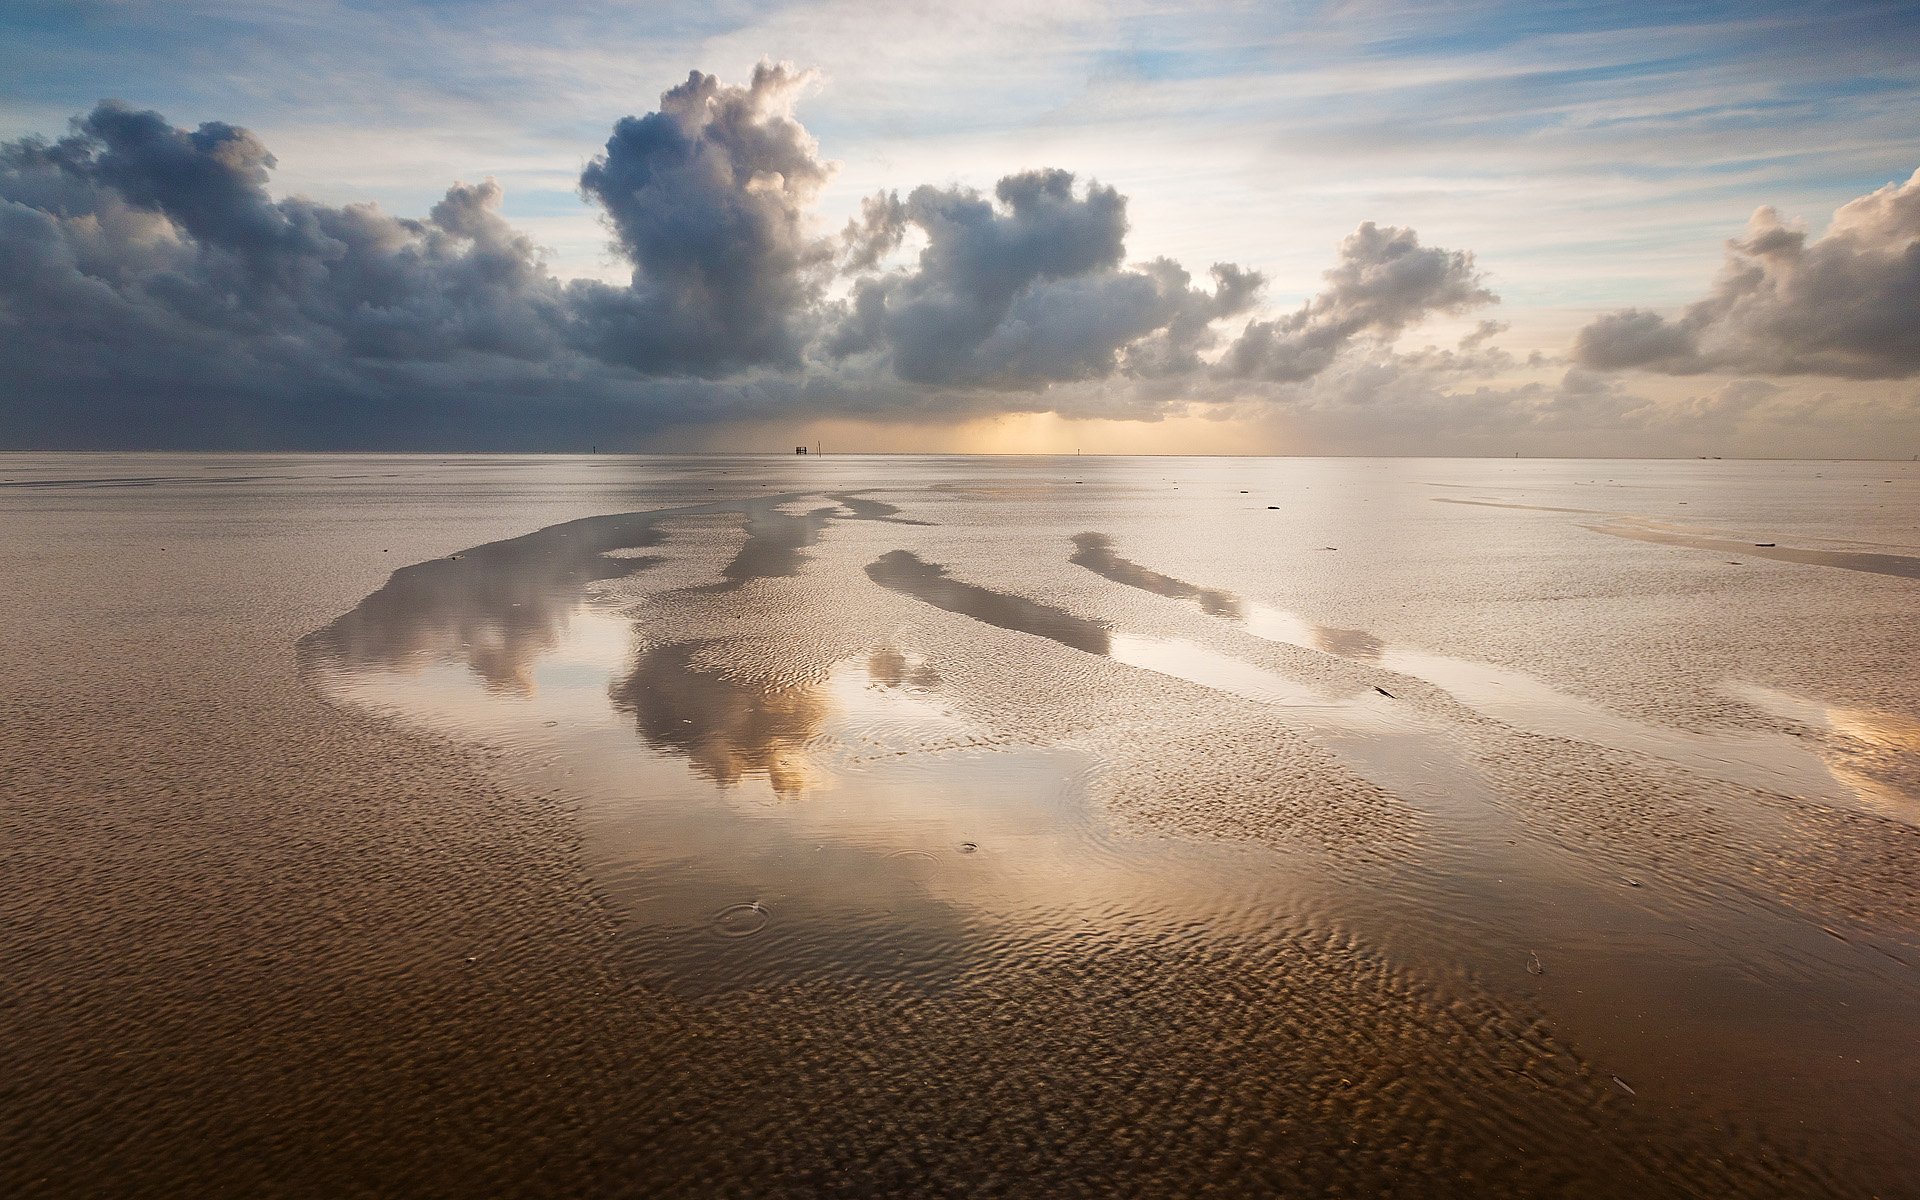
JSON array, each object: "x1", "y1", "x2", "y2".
[
  {"x1": 826, "y1": 169, "x2": 1262, "y2": 387},
  {"x1": 0, "y1": 76, "x2": 847, "y2": 445},
  {"x1": 573, "y1": 64, "x2": 837, "y2": 375},
  {"x1": 10, "y1": 101, "x2": 575, "y2": 363},
  {"x1": 1575, "y1": 170, "x2": 1920, "y2": 379},
  {"x1": 1573, "y1": 308, "x2": 1700, "y2": 373},
  {"x1": 1191, "y1": 338, "x2": 1920, "y2": 458},
  {"x1": 1220, "y1": 221, "x2": 1496, "y2": 381},
  {"x1": 1458, "y1": 318, "x2": 1506, "y2": 350},
  {"x1": 1, "y1": 101, "x2": 607, "y2": 446},
  {"x1": 0, "y1": 67, "x2": 1519, "y2": 448}
]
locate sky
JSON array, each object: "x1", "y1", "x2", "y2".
[{"x1": 1, "y1": 0, "x2": 1917, "y2": 455}]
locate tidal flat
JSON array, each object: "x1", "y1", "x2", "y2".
[{"x1": 4, "y1": 453, "x2": 1918, "y2": 1197}]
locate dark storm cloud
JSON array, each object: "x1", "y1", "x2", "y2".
[
  {"x1": 0, "y1": 73, "x2": 840, "y2": 445},
  {"x1": 1, "y1": 101, "x2": 570, "y2": 363},
  {"x1": 828, "y1": 169, "x2": 1262, "y2": 386},
  {"x1": 1575, "y1": 170, "x2": 1920, "y2": 380},
  {"x1": 0, "y1": 67, "x2": 1504, "y2": 448},
  {"x1": 574, "y1": 64, "x2": 836, "y2": 376},
  {"x1": 76, "y1": 103, "x2": 292, "y2": 258},
  {"x1": 1220, "y1": 222, "x2": 1495, "y2": 382},
  {"x1": 0, "y1": 102, "x2": 593, "y2": 446}
]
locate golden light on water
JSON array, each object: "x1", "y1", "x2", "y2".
[{"x1": 669, "y1": 410, "x2": 1293, "y2": 456}]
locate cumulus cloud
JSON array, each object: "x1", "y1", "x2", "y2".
[
  {"x1": 574, "y1": 64, "x2": 836, "y2": 375},
  {"x1": 0, "y1": 74, "x2": 843, "y2": 444},
  {"x1": 0, "y1": 102, "x2": 599, "y2": 446},
  {"x1": 0, "y1": 67, "x2": 1516, "y2": 448},
  {"x1": 826, "y1": 169, "x2": 1262, "y2": 387},
  {"x1": 1575, "y1": 170, "x2": 1920, "y2": 379},
  {"x1": 0, "y1": 100, "x2": 568, "y2": 365},
  {"x1": 1220, "y1": 222, "x2": 1496, "y2": 381}
]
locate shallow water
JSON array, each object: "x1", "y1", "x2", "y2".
[
  {"x1": 16, "y1": 451, "x2": 1918, "y2": 1193},
  {"x1": 283, "y1": 456, "x2": 1920, "y2": 1186}
]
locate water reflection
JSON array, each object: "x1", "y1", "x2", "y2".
[
  {"x1": 867, "y1": 646, "x2": 941, "y2": 690},
  {"x1": 866, "y1": 549, "x2": 1112, "y2": 654},
  {"x1": 1728, "y1": 683, "x2": 1920, "y2": 822},
  {"x1": 1067, "y1": 531, "x2": 1895, "y2": 813},
  {"x1": 1073, "y1": 533, "x2": 1381, "y2": 657},
  {"x1": 700, "y1": 492, "x2": 933, "y2": 593},
  {"x1": 867, "y1": 550, "x2": 1500, "y2": 838},
  {"x1": 828, "y1": 492, "x2": 932, "y2": 526},
  {"x1": 1312, "y1": 624, "x2": 1385, "y2": 659},
  {"x1": 709, "y1": 498, "x2": 836, "y2": 591},
  {"x1": 1071, "y1": 532, "x2": 1243, "y2": 618},
  {"x1": 298, "y1": 512, "x2": 665, "y2": 694},
  {"x1": 859, "y1": 546, "x2": 1920, "y2": 1125},
  {"x1": 610, "y1": 643, "x2": 829, "y2": 796},
  {"x1": 301, "y1": 506, "x2": 1242, "y2": 995},
  {"x1": 300, "y1": 497, "x2": 1920, "y2": 1172}
]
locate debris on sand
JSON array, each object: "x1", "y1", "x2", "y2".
[
  {"x1": 1374, "y1": 686, "x2": 1395, "y2": 698},
  {"x1": 1527, "y1": 951, "x2": 1545, "y2": 976},
  {"x1": 1612, "y1": 1076, "x2": 1636, "y2": 1096},
  {"x1": 1754, "y1": 542, "x2": 1776, "y2": 547}
]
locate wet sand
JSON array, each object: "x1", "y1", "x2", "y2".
[{"x1": 4, "y1": 453, "x2": 1919, "y2": 1197}]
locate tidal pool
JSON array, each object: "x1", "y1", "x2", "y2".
[{"x1": 293, "y1": 458, "x2": 1920, "y2": 1192}]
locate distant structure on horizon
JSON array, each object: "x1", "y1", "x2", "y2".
[{"x1": 794, "y1": 445, "x2": 808, "y2": 455}]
